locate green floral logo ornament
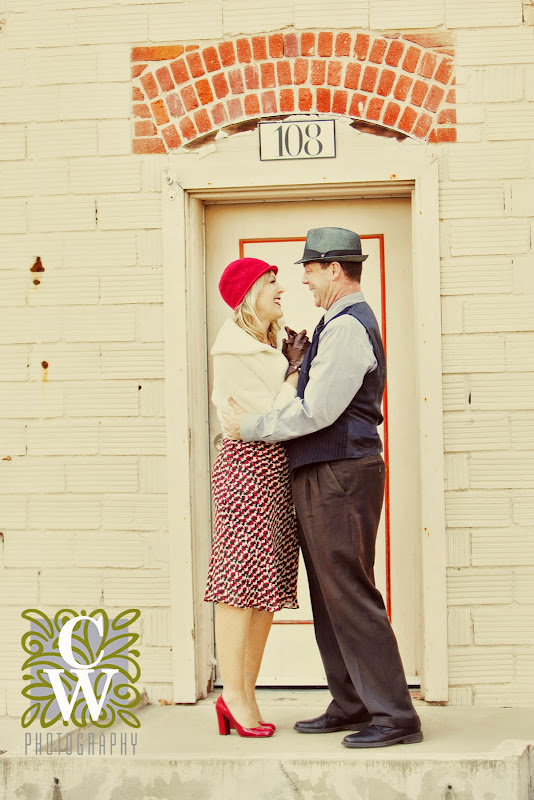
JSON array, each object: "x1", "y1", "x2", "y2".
[{"x1": 21, "y1": 608, "x2": 141, "y2": 729}]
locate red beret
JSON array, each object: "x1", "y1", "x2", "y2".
[{"x1": 219, "y1": 257, "x2": 278, "y2": 310}]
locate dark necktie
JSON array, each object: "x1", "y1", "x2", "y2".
[{"x1": 312, "y1": 315, "x2": 325, "y2": 345}]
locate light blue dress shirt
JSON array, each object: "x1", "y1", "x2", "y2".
[{"x1": 240, "y1": 291, "x2": 378, "y2": 443}]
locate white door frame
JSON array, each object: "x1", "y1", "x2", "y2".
[{"x1": 162, "y1": 126, "x2": 448, "y2": 703}]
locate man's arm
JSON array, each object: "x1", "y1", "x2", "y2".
[{"x1": 239, "y1": 315, "x2": 377, "y2": 443}]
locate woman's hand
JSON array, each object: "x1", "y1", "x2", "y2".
[
  {"x1": 282, "y1": 326, "x2": 297, "y2": 358},
  {"x1": 284, "y1": 329, "x2": 310, "y2": 377}
]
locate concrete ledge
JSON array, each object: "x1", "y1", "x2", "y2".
[
  {"x1": 1, "y1": 742, "x2": 531, "y2": 800},
  {"x1": 2, "y1": 694, "x2": 534, "y2": 799}
]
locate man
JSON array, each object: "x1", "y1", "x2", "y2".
[{"x1": 223, "y1": 227, "x2": 422, "y2": 748}]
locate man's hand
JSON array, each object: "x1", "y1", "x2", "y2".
[{"x1": 221, "y1": 397, "x2": 246, "y2": 440}]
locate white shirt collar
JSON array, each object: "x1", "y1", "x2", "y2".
[{"x1": 324, "y1": 290, "x2": 365, "y2": 324}]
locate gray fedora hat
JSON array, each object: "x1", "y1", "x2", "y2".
[{"x1": 294, "y1": 226, "x2": 368, "y2": 264}]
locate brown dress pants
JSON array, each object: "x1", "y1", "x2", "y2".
[{"x1": 291, "y1": 455, "x2": 420, "y2": 729}]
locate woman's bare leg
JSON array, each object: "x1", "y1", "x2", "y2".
[
  {"x1": 244, "y1": 608, "x2": 274, "y2": 722},
  {"x1": 215, "y1": 602, "x2": 259, "y2": 727}
]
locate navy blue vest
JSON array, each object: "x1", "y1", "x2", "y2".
[{"x1": 285, "y1": 301, "x2": 386, "y2": 472}]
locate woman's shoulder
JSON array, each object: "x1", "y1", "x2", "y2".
[{"x1": 211, "y1": 319, "x2": 277, "y2": 358}]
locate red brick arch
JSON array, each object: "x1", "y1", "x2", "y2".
[{"x1": 131, "y1": 30, "x2": 456, "y2": 153}]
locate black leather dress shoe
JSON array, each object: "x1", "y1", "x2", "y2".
[
  {"x1": 294, "y1": 712, "x2": 372, "y2": 734},
  {"x1": 342, "y1": 724, "x2": 423, "y2": 748}
]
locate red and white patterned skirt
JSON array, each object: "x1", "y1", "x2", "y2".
[{"x1": 204, "y1": 438, "x2": 299, "y2": 612}]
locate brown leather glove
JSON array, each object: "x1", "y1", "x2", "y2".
[
  {"x1": 283, "y1": 328, "x2": 310, "y2": 376},
  {"x1": 282, "y1": 326, "x2": 296, "y2": 359}
]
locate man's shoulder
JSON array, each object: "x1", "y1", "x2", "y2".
[{"x1": 323, "y1": 309, "x2": 368, "y2": 335}]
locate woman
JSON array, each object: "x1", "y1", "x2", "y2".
[{"x1": 204, "y1": 256, "x2": 309, "y2": 738}]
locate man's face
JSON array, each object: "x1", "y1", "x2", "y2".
[{"x1": 301, "y1": 261, "x2": 333, "y2": 308}]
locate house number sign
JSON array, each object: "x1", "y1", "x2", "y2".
[{"x1": 259, "y1": 119, "x2": 336, "y2": 161}]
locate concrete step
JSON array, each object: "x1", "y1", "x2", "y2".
[{"x1": 1, "y1": 692, "x2": 533, "y2": 800}]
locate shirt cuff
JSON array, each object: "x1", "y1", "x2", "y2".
[{"x1": 241, "y1": 413, "x2": 260, "y2": 442}]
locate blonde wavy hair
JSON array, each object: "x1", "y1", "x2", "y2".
[{"x1": 233, "y1": 270, "x2": 281, "y2": 347}]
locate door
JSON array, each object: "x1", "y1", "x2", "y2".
[{"x1": 204, "y1": 197, "x2": 420, "y2": 685}]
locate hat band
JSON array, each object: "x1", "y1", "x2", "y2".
[{"x1": 301, "y1": 247, "x2": 363, "y2": 260}]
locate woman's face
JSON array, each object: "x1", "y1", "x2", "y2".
[{"x1": 255, "y1": 271, "x2": 285, "y2": 325}]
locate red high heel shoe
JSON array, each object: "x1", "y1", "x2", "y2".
[{"x1": 215, "y1": 696, "x2": 274, "y2": 738}]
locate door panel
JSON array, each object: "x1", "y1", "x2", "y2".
[{"x1": 205, "y1": 198, "x2": 419, "y2": 685}]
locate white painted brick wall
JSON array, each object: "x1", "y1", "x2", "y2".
[
  {"x1": 441, "y1": 335, "x2": 505, "y2": 373},
  {"x1": 472, "y1": 528, "x2": 534, "y2": 566},
  {"x1": 465, "y1": 297, "x2": 534, "y2": 332},
  {"x1": 513, "y1": 491, "x2": 534, "y2": 526},
  {"x1": 0, "y1": 359, "x2": 28, "y2": 415},
  {"x1": 4, "y1": 532, "x2": 76, "y2": 569},
  {"x1": 29, "y1": 343, "x2": 101, "y2": 381},
  {"x1": 62, "y1": 231, "x2": 137, "y2": 270},
  {"x1": 69, "y1": 157, "x2": 141, "y2": 194},
  {"x1": 370, "y1": 0, "x2": 443, "y2": 28},
  {"x1": 445, "y1": 491, "x2": 510, "y2": 527},
  {"x1": 0, "y1": 201, "x2": 26, "y2": 234},
  {"x1": 28, "y1": 197, "x2": 96, "y2": 233},
  {"x1": 99, "y1": 271, "x2": 164, "y2": 303},
  {"x1": 294, "y1": 0, "x2": 369, "y2": 28},
  {"x1": 0, "y1": 127, "x2": 26, "y2": 161},
  {"x1": 59, "y1": 84, "x2": 130, "y2": 120},
  {"x1": 445, "y1": 0, "x2": 522, "y2": 28},
  {"x1": 101, "y1": 344, "x2": 165, "y2": 379},
  {"x1": 487, "y1": 106, "x2": 534, "y2": 140},
  {"x1": 0, "y1": 459, "x2": 65, "y2": 494},
  {"x1": 100, "y1": 421, "x2": 167, "y2": 455},
  {"x1": 469, "y1": 67, "x2": 523, "y2": 103},
  {"x1": 0, "y1": 161, "x2": 69, "y2": 197},
  {"x1": 65, "y1": 458, "x2": 139, "y2": 493},
  {"x1": 28, "y1": 122, "x2": 98, "y2": 159},
  {"x1": 151, "y1": 1, "x2": 223, "y2": 40},
  {"x1": 470, "y1": 453, "x2": 534, "y2": 488},
  {"x1": 0, "y1": 88, "x2": 59, "y2": 123},
  {"x1": 139, "y1": 456, "x2": 168, "y2": 493},
  {"x1": 0, "y1": 384, "x2": 63, "y2": 418},
  {"x1": 27, "y1": 51, "x2": 98, "y2": 86},
  {"x1": 448, "y1": 648, "x2": 514, "y2": 685},
  {"x1": 27, "y1": 420, "x2": 99, "y2": 455},
  {"x1": 511, "y1": 415, "x2": 534, "y2": 449},
  {"x1": 439, "y1": 184, "x2": 505, "y2": 219},
  {"x1": 76, "y1": 532, "x2": 146, "y2": 568},
  {"x1": 474, "y1": 607, "x2": 534, "y2": 645},
  {"x1": 442, "y1": 375, "x2": 468, "y2": 411},
  {"x1": 447, "y1": 529, "x2": 471, "y2": 567},
  {"x1": 505, "y1": 334, "x2": 534, "y2": 371},
  {"x1": 39, "y1": 570, "x2": 103, "y2": 605},
  {"x1": 447, "y1": 568, "x2": 513, "y2": 605},
  {"x1": 76, "y1": 8, "x2": 148, "y2": 45},
  {"x1": 137, "y1": 306, "x2": 164, "y2": 342},
  {"x1": 102, "y1": 572, "x2": 171, "y2": 605},
  {"x1": 444, "y1": 142, "x2": 529, "y2": 181},
  {"x1": 97, "y1": 120, "x2": 132, "y2": 156},
  {"x1": 448, "y1": 607, "x2": 472, "y2": 646},
  {"x1": 97, "y1": 196, "x2": 162, "y2": 231},
  {"x1": 456, "y1": 28, "x2": 534, "y2": 66},
  {"x1": 102, "y1": 495, "x2": 168, "y2": 530},
  {"x1": 139, "y1": 382, "x2": 166, "y2": 417},
  {"x1": 0, "y1": 423, "x2": 26, "y2": 456},
  {"x1": 65, "y1": 384, "x2": 140, "y2": 416},
  {"x1": 470, "y1": 374, "x2": 534, "y2": 410},
  {"x1": 444, "y1": 454, "x2": 469, "y2": 491},
  {"x1": 443, "y1": 414, "x2": 510, "y2": 452},
  {"x1": 63, "y1": 307, "x2": 136, "y2": 341},
  {"x1": 448, "y1": 219, "x2": 530, "y2": 257}
]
